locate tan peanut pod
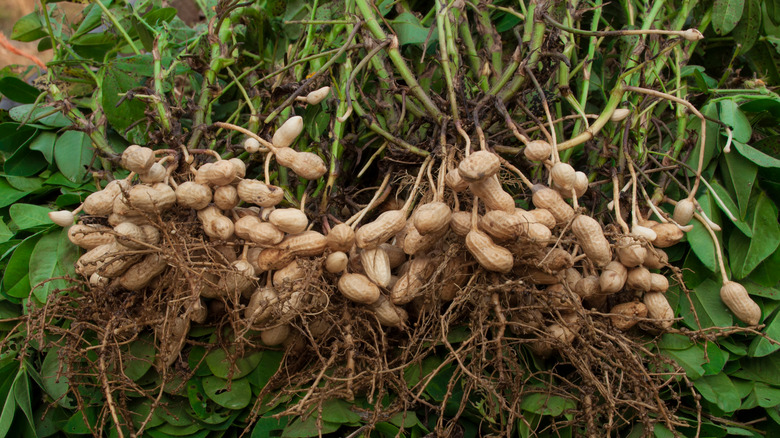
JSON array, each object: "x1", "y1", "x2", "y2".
[
  {"x1": 306, "y1": 86, "x2": 331, "y2": 105},
  {"x1": 276, "y1": 231, "x2": 328, "y2": 257},
  {"x1": 347, "y1": 246, "x2": 364, "y2": 274},
  {"x1": 255, "y1": 248, "x2": 295, "y2": 272},
  {"x1": 338, "y1": 273, "x2": 381, "y2": 304},
  {"x1": 261, "y1": 324, "x2": 290, "y2": 346},
  {"x1": 720, "y1": 281, "x2": 761, "y2": 325},
  {"x1": 189, "y1": 299, "x2": 208, "y2": 324},
  {"x1": 526, "y1": 222, "x2": 553, "y2": 243},
  {"x1": 532, "y1": 185, "x2": 574, "y2": 224},
  {"x1": 480, "y1": 210, "x2": 522, "y2": 241},
  {"x1": 643, "y1": 248, "x2": 668, "y2": 270},
  {"x1": 68, "y1": 224, "x2": 114, "y2": 249},
  {"x1": 609, "y1": 301, "x2": 648, "y2": 330},
  {"x1": 272, "y1": 116, "x2": 303, "y2": 148},
  {"x1": 458, "y1": 150, "x2": 500, "y2": 182},
  {"x1": 114, "y1": 222, "x2": 151, "y2": 249},
  {"x1": 327, "y1": 223, "x2": 355, "y2": 252},
  {"x1": 562, "y1": 268, "x2": 582, "y2": 291},
  {"x1": 354, "y1": 210, "x2": 407, "y2": 249},
  {"x1": 380, "y1": 243, "x2": 406, "y2": 269},
  {"x1": 360, "y1": 247, "x2": 392, "y2": 287},
  {"x1": 274, "y1": 147, "x2": 297, "y2": 167},
  {"x1": 234, "y1": 216, "x2": 284, "y2": 246},
  {"x1": 438, "y1": 254, "x2": 471, "y2": 301},
  {"x1": 229, "y1": 158, "x2": 246, "y2": 180},
  {"x1": 269, "y1": 208, "x2": 309, "y2": 234},
  {"x1": 121, "y1": 145, "x2": 155, "y2": 174},
  {"x1": 139, "y1": 162, "x2": 166, "y2": 183},
  {"x1": 213, "y1": 244, "x2": 237, "y2": 264},
  {"x1": 246, "y1": 287, "x2": 279, "y2": 325},
  {"x1": 536, "y1": 248, "x2": 573, "y2": 274},
  {"x1": 390, "y1": 256, "x2": 437, "y2": 304},
  {"x1": 156, "y1": 316, "x2": 189, "y2": 367},
  {"x1": 551, "y1": 162, "x2": 576, "y2": 191},
  {"x1": 524, "y1": 140, "x2": 552, "y2": 162},
  {"x1": 449, "y1": 211, "x2": 473, "y2": 237},
  {"x1": 89, "y1": 273, "x2": 110, "y2": 287},
  {"x1": 465, "y1": 229, "x2": 513, "y2": 273},
  {"x1": 387, "y1": 275, "x2": 400, "y2": 290},
  {"x1": 127, "y1": 183, "x2": 176, "y2": 213},
  {"x1": 107, "y1": 213, "x2": 149, "y2": 227},
  {"x1": 175, "y1": 181, "x2": 212, "y2": 210},
  {"x1": 519, "y1": 267, "x2": 560, "y2": 285},
  {"x1": 119, "y1": 253, "x2": 167, "y2": 290},
  {"x1": 218, "y1": 259, "x2": 256, "y2": 298},
  {"x1": 370, "y1": 295, "x2": 408, "y2": 327},
  {"x1": 273, "y1": 259, "x2": 306, "y2": 287},
  {"x1": 571, "y1": 215, "x2": 612, "y2": 268},
  {"x1": 83, "y1": 180, "x2": 127, "y2": 215},
  {"x1": 237, "y1": 180, "x2": 284, "y2": 207},
  {"x1": 194, "y1": 162, "x2": 213, "y2": 185},
  {"x1": 98, "y1": 248, "x2": 143, "y2": 279},
  {"x1": 649, "y1": 273, "x2": 669, "y2": 293},
  {"x1": 644, "y1": 292, "x2": 674, "y2": 328},
  {"x1": 469, "y1": 175, "x2": 515, "y2": 213},
  {"x1": 599, "y1": 261, "x2": 628, "y2": 294},
  {"x1": 573, "y1": 172, "x2": 588, "y2": 198},
  {"x1": 290, "y1": 152, "x2": 327, "y2": 180},
  {"x1": 626, "y1": 266, "x2": 652, "y2": 291},
  {"x1": 526, "y1": 209, "x2": 556, "y2": 229},
  {"x1": 574, "y1": 275, "x2": 601, "y2": 300},
  {"x1": 631, "y1": 224, "x2": 658, "y2": 242},
  {"x1": 198, "y1": 206, "x2": 235, "y2": 241},
  {"x1": 413, "y1": 202, "x2": 451, "y2": 235},
  {"x1": 247, "y1": 247, "x2": 263, "y2": 272},
  {"x1": 325, "y1": 251, "x2": 349, "y2": 273},
  {"x1": 547, "y1": 323, "x2": 576, "y2": 345},
  {"x1": 673, "y1": 199, "x2": 695, "y2": 226},
  {"x1": 402, "y1": 226, "x2": 444, "y2": 255},
  {"x1": 638, "y1": 218, "x2": 661, "y2": 228},
  {"x1": 75, "y1": 243, "x2": 118, "y2": 277},
  {"x1": 213, "y1": 185, "x2": 239, "y2": 210},
  {"x1": 651, "y1": 223, "x2": 684, "y2": 248},
  {"x1": 616, "y1": 236, "x2": 646, "y2": 268},
  {"x1": 445, "y1": 168, "x2": 469, "y2": 192},
  {"x1": 547, "y1": 283, "x2": 581, "y2": 311},
  {"x1": 198, "y1": 160, "x2": 237, "y2": 186},
  {"x1": 610, "y1": 108, "x2": 631, "y2": 122}
]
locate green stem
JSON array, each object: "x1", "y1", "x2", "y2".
[
  {"x1": 356, "y1": 0, "x2": 443, "y2": 123},
  {"x1": 456, "y1": 9, "x2": 488, "y2": 92},
  {"x1": 351, "y1": 100, "x2": 429, "y2": 157},
  {"x1": 436, "y1": 0, "x2": 459, "y2": 121},
  {"x1": 152, "y1": 36, "x2": 171, "y2": 132},
  {"x1": 499, "y1": 6, "x2": 546, "y2": 101},
  {"x1": 556, "y1": 84, "x2": 625, "y2": 151},
  {"x1": 94, "y1": 0, "x2": 141, "y2": 55}
]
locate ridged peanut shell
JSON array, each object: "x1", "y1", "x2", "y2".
[
  {"x1": 599, "y1": 261, "x2": 627, "y2": 294},
  {"x1": 720, "y1": 281, "x2": 761, "y2": 325},
  {"x1": 673, "y1": 199, "x2": 695, "y2": 226},
  {"x1": 574, "y1": 275, "x2": 600, "y2": 300},
  {"x1": 261, "y1": 324, "x2": 290, "y2": 346},
  {"x1": 325, "y1": 251, "x2": 349, "y2": 273},
  {"x1": 524, "y1": 140, "x2": 551, "y2": 161},
  {"x1": 609, "y1": 301, "x2": 648, "y2": 330},
  {"x1": 272, "y1": 116, "x2": 303, "y2": 148},
  {"x1": 338, "y1": 273, "x2": 381, "y2": 304},
  {"x1": 83, "y1": 180, "x2": 127, "y2": 215},
  {"x1": 626, "y1": 266, "x2": 652, "y2": 291},
  {"x1": 480, "y1": 210, "x2": 522, "y2": 241},
  {"x1": 390, "y1": 256, "x2": 436, "y2": 304},
  {"x1": 234, "y1": 216, "x2": 284, "y2": 246},
  {"x1": 413, "y1": 202, "x2": 451, "y2": 235},
  {"x1": 213, "y1": 185, "x2": 239, "y2": 210},
  {"x1": 381, "y1": 243, "x2": 406, "y2": 268},
  {"x1": 176, "y1": 181, "x2": 212, "y2": 210},
  {"x1": 276, "y1": 231, "x2": 327, "y2": 257},
  {"x1": 465, "y1": 229, "x2": 513, "y2": 273},
  {"x1": 198, "y1": 160, "x2": 237, "y2": 186},
  {"x1": 218, "y1": 260, "x2": 256, "y2": 298},
  {"x1": 532, "y1": 185, "x2": 574, "y2": 224},
  {"x1": 360, "y1": 247, "x2": 392, "y2": 287},
  {"x1": 649, "y1": 273, "x2": 669, "y2": 293},
  {"x1": 643, "y1": 249, "x2": 668, "y2": 270},
  {"x1": 571, "y1": 215, "x2": 611, "y2": 267},
  {"x1": 290, "y1": 152, "x2": 327, "y2": 180},
  {"x1": 449, "y1": 211, "x2": 472, "y2": 237},
  {"x1": 273, "y1": 259, "x2": 306, "y2": 287},
  {"x1": 127, "y1": 183, "x2": 176, "y2": 213},
  {"x1": 246, "y1": 287, "x2": 279, "y2": 325},
  {"x1": 470, "y1": 175, "x2": 515, "y2": 213},
  {"x1": 370, "y1": 295, "x2": 408, "y2": 327},
  {"x1": 269, "y1": 208, "x2": 309, "y2": 234},
  {"x1": 197, "y1": 206, "x2": 235, "y2": 241},
  {"x1": 651, "y1": 223, "x2": 684, "y2": 248},
  {"x1": 616, "y1": 236, "x2": 646, "y2": 268},
  {"x1": 445, "y1": 168, "x2": 469, "y2": 192},
  {"x1": 274, "y1": 147, "x2": 297, "y2": 167},
  {"x1": 551, "y1": 162, "x2": 575, "y2": 191},
  {"x1": 69, "y1": 224, "x2": 114, "y2": 249},
  {"x1": 121, "y1": 145, "x2": 155, "y2": 174},
  {"x1": 119, "y1": 253, "x2": 167, "y2": 291},
  {"x1": 355, "y1": 210, "x2": 407, "y2": 249},
  {"x1": 139, "y1": 162, "x2": 166, "y2": 183},
  {"x1": 526, "y1": 209, "x2": 556, "y2": 229},
  {"x1": 402, "y1": 226, "x2": 443, "y2": 255},
  {"x1": 458, "y1": 150, "x2": 500, "y2": 182},
  {"x1": 644, "y1": 292, "x2": 674, "y2": 328},
  {"x1": 327, "y1": 223, "x2": 355, "y2": 252},
  {"x1": 237, "y1": 180, "x2": 284, "y2": 207}
]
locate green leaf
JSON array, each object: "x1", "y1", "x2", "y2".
[
  {"x1": 749, "y1": 248, "x2": 780, "y2": 287},
  {"x1": 0, "y1": 123, "x2": 38, "y2": 157},
  {"x1": 0, "y1": 221, "x2": 11, "y2": 245},
  {"x1": 9, "y1": 105, "x2": 71, "y2": 128},
  {"x1": 754, "y1": 383, "x2": 780, "y2": 407},
  {"x1": 101, "y1": 67, "x2": 147, "y2": 142},
  {"x1": 733, "y1": 0, "x2": 762, "y2": 52},
  {"x1": 658, "y1": 333, "x2": 694, "y2": 350},
  {"x1": 744, "y1": 281, "x2": 780, "y2": 300},
  {"x1": 63, "y1": 408, "x2": 97, "y2": 435},
  {"x1": 41, "y1": 348, "x2": 73, "y2": 408},
  {"x1": 11, "y1": 12, "x2": 47, "y2": 42},
  {"x1": 686, "y1": 194, "x2": 722, "y2": 272},
  {"x1": 252, "y1": 415, "x2": 289, "y2": 437},
  {"x1": 201, "y1": 377, "x2": 251, "y2": 410},
  {"x1": 728, "y1": 191, "x2": 780, "y2": 279},
  {"x1": 733, "y1": 140, "x2": 780, "y2": 168},
  {"x1": 320, "y1": 399, "x2": 361, "y2": 424},
  {"x1": 246, "y1": 350, "x2": 283, "y2": 392},
  {"x1": 0, "y1": 78, "x2": 40, "y2": 104},
  {"x1": 54, "y1": 131, "x2": 94, "y2": 183},
  {"x1": 0, "y1": 178, "x2": 29, "y2": 209},
  {"x1": 205, "y1": 348, "x2": 263, "y2": 380},
  {"x1": 10, "y1": 204, "x2": 53, "y2": 230},
  {"x1": 4, "y1": 144, "x2": 48, "y2": 177},
  {"x1": 708, "y1": 181, "x2": 752, "y2": 236},
  {"x1": 28, "y1": 132, "x2": 57, "y2": 165},
  {"x1": 0, "y1": 374, "x2": 16, "y2": 438},
  {"x1": 681, "y1": 279, "x2": 734, "y2": 329},
  {"x1": 13, "y1": 369, "x2": 34, "y2": 432},
  {"x1": 281, "y1": 415, "x2": 340, "y2": 438},
  {"x1": 713, "y1": 0, "x2": 745, "y2": 34},
  {"x1": 720, "y1": 100, "x2": 752, "y2": 143},
  {"x1": 3, "y1": 235, "x2": 40, "y2": 299},
  {"x1": 721, "y1": 149, "x2": 758, "y2": 219},
  {"x1": 390, "y1": 12, "x2": 438, "y2": 47},
  {"x1": 694, "y1": 373, "x2": 742, "y2": 413},
  {"x1": 519, "y1": 393, "x2": 576, "y2": 416},
  {"x1": 72, "y1": 2, "x2": 111, "y2": 39},
  {"x1": 661, "y1": 345, "x2": 707, "y2": 379},
  {"x1": 123, "y1": 334, "x2": 155, "y2": 381},
  {"x1": 734, "y1": 355, "x2": 780, "y2": 385},
  {"x1": 701, "y1": 343, "x2": 729, "y2": 376},
  {"x1": 748, "y1": 310, "x2": 780, "y2": 357}
]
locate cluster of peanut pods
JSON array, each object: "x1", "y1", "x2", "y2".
[{"x1": 51, "y1": 110, "x2": 759, "y2": 362}]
